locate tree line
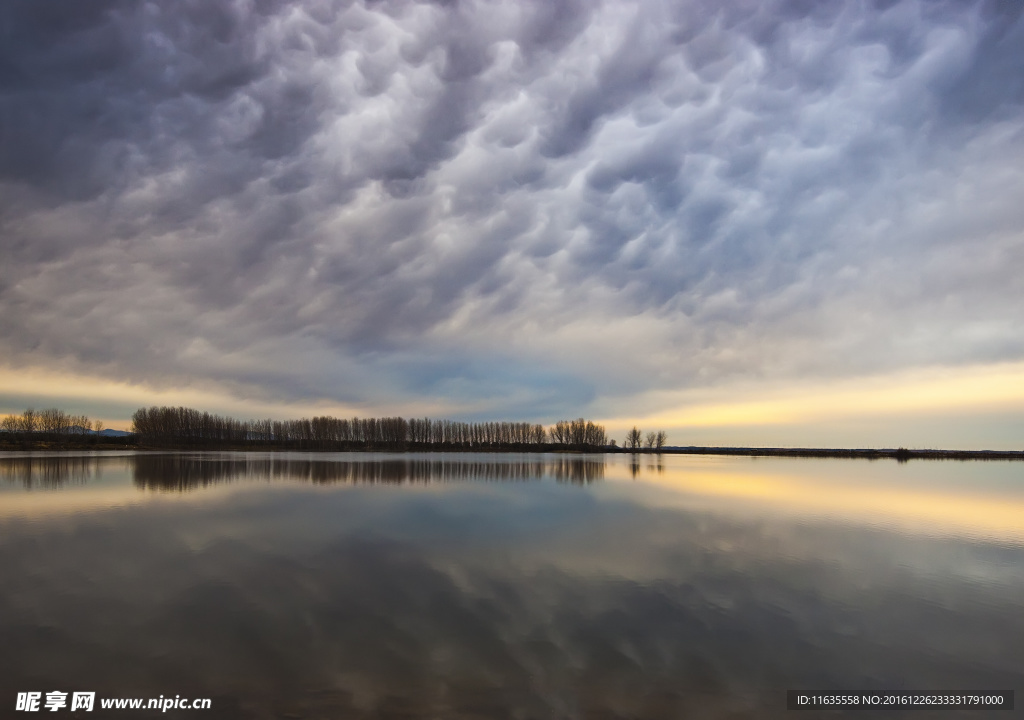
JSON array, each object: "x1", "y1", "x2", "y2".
[
  {"x1": 0, "y1": 408, "x2": 103, "y2": 442},
  {"x1": 2, "y1": 405, "x2": 670, "y2": 453},
  {"x1": 129, "y1": 405, "x2": 615, "y2": 451}
]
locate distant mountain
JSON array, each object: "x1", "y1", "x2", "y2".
[{"x1": 66, "y1": 426, "x2": 134, "y2": 437}]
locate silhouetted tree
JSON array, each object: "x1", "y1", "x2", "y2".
[
  {"x1": 19, "y1": 408, "x2": 37, "y2": 434},
  {"x1": 39, "y1": 408, "x2": 69, "y2": 436},
  {"x1": 547, "y1": 418, "x2": 606, "y2": 448},
  {"x1": 1, "y1": 414, "x2": 19, "y2": 435},
  {"x1": 626, "y1": 426, "x2": 642, "y2": 450}
]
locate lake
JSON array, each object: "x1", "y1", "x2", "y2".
[{"x1": 1, "y1": 452, "x2": 1021, "y2": 718}]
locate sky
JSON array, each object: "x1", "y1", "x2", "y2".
[{"x1": 1, "y1": 0, "x2": 1023, "y2": 448}]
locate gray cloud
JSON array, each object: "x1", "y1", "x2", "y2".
[{"x1": 1, "y1": 0, "x2": 1023, "y2": 418}]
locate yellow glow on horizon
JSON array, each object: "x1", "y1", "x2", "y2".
[
  {"x1": 606, "y1": 362, "x2": 1024, "y2": 430},
  {"x1": 610, "y1": 460, "x2": 1024, "y2": 543},
  {"x1": 5, "y1": 361, "x2": 1024, "y2": 438}
]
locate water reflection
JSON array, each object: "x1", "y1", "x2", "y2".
[
  {"x1": 0, "y1": 453, "x2": 1022, "y2": 718},
  {"x1": 0, "y1": 454, "x2": 605, "y2": 491},
  {"x1": 613, "y1": 457, "x2": 1024, "y2": 544},
  {"x1": 0, "y1": 455, "x2": 105, "y2": 489},
  {"x1": 2, "y1": 453, "x2": 1022, "y2": 544},
  {"x1": 131, "y1": 454, "x2": 605, "y2": 490}
]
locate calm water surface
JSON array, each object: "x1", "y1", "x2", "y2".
[{"x1": 0, "y1": 452, "x2": 1022, "y2": 719}]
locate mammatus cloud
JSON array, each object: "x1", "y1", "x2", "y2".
[{"x1": 1, "y1": 0, "x2": 1023, "y2": 424}]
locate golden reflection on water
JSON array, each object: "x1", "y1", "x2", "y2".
[
  {"x1": 609, "y1": 455, "x2": 1024, "y2": 543},
  {"x1": 1, "y1": 452, "x2": 1023, "y2": 543}
]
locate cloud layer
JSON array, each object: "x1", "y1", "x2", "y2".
[{"x1": 2, "y1": 0, "x2": 1023, "y2": 420}]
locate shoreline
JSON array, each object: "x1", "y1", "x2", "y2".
[
  {"x1": 659, "y1": 446, "x2": 1024, "y2": 461},
  {"x1": 0, "y1": 441, "x2": 1022, "y2": 460}
]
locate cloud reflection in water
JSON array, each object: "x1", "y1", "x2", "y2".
[{"x1": 0, "y1": 453, "x2": 1021, "y2": 718}]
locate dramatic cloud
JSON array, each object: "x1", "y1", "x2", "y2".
[{"x1": 1, "y1": 0, "x2": 1023, "y2": 424}]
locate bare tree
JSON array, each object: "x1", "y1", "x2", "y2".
[
  {"x1": 644, "y1": 431, "x2": 657, "y2": 449},
  {"x1": 550, "y1": 420, "x2": 569, "y2": 444},
  {"x1": 73, "y1": 415, "x2": 91, "y2": 435},
  {"x1": 39, "y1": 408, "x2": 63, "y2": 434},
  {"x1": 532, "y1": 424, "x2": 546, "y2": 444},
  {"x1": 626, "y1": 426, "x2": 642, "y2": 450},
  {"x1": 19, "y1": 409, "x2": 37, "y2": 434},
  {"x1": 655, "y1": 430, "x2": 667, "y2": 452},
  {"x1": 1, "y1": 415, "x2": 18, "y2": 434}
]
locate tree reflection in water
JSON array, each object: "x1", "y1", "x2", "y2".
[
  {"x1": 0, "y1": 455, "x2": 105, "y2": 489},
  {"x1": 128, "y1": 454, "x2": 606, "y2": 490}
]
